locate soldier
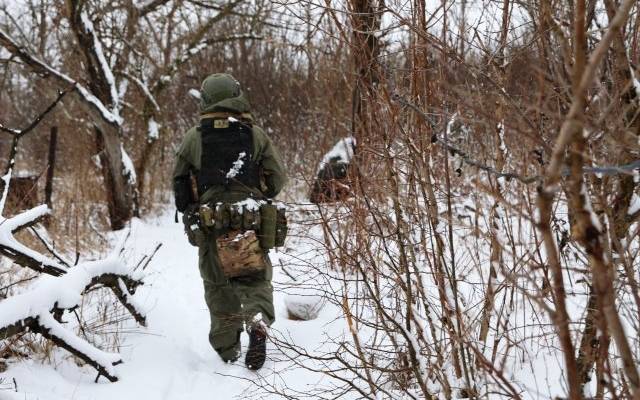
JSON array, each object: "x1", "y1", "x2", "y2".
[{"x1": 173, "y1": 73, "x2": 286, "y2": 369}]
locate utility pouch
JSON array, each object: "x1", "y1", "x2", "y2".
[
  {"x1": 214, "y1": 203, "x2": 231, "y2": 232},
  {"x1": 259, "y1": 203, "x2": 277, "y2": 249},
  {"x1": 182, "y1": 208, "x2": 205, "y2": 247},
  {"x1": 199, "y1": 204, "x2": 215, "y2": 228},
  {"x1": 242, "y1": 205, "x2": 261, "y2": 231},
  {"x1": 229, "y1": 204, "x2": 243, "y2": 230},
  {"x1": 216, "y1": 230, "x2": 267, "y2": 278},
  {"x1": 275, "y1": 206, "x2": 288, "y2": 247},
  {"x1": 174, "y1": 176, "x2": 194, "y2": 212}
]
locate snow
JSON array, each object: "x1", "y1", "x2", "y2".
[
  {"x1": 0, "y1": 205, "x2": 63, "y2": 270},
  {"x1": 188, "y1": 88, "x2": 201, "y2": 100},
  {"x1": 79, "y1": 12, "x2": 119, "y2": 119},
  {"x1": 0, "y1": 123, "x2": 20, "y2": 135},
  {"x1": 628, "y1": 193, "x2": 640, "y2": 216},
  {"x1": 147, "y1": 117, "x2": 159, "y2": 140},
  {"x1": 133, "y1": 0, "x2": 156, "y2": 9},
  {"x1": 0, "y1": 169, "x2": 11, "y2": 214},
  {"x1": 234, "y1": 198, "x2": 263, "y2": 212},
  {"x1": 188, "y1": 42, "x2": 207, "y2": 56},
  {"x1": 226, "y1": 152, "x2": 246, "y2": 179},
  {"x1": 118, "y1": 79, "x2": 129, "y2": 100},
  {"x1": 128, "y1": 75, "x2": 159, "y2": 111},
  {"x1": 0, "y1": 255, "x2": 139, "y2": 329},
  {"x1": 38, "y1": 313, "x2": 122, "y2": 377},
  {"x1": 0, "y1": 215, "x2": 142, "y2": 379},
  {"x1": 284, "y1": 293, "x2": 325, "y2": 321},
  {"x1": 317, "y1": 136, "x2": 356, "y2": 173},
  {"x1": 497, "y1": 120, "x2": 507, "y2": 157},
  {"x1": 75, "y1": 84, "x2": 123, "y2": 125},
  {"x1": 0, "y1": 210, "x2": 347, "y2": 400},
  {"x1": 117, "y1": 278, "x2": 146, "y2": 319},
  {"x1": 0, "y1": 196, "x2": 609, "y2": 399},
  {"x1": 121, "y1": 146, "x2": 137, "y2": 184}
]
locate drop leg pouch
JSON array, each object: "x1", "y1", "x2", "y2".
[{"x1": 216, "y1": 230, "x2": 267, "y2": 278}]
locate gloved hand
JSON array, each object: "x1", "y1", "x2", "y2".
[{"x1": 182, "y1": 204, "x2": 204, "y2": 247}]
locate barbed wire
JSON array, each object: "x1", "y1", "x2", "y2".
[{"x1": 393, "y1": 94, "x2": 640, "y2": 185}]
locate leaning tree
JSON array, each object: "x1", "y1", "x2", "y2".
[{"x1": 0, "y1": 0, "x2": 266, "y2": 229}]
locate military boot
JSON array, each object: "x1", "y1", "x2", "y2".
[
  {"x1": 245, "y1": 320, "x2": 268, "y2": 370},
  {"x1": 217, "y1": 341, "x2": 241, "y2": 364},
  {"x1": 216, "y1": 329, "x2": 242, "y2": 363}
]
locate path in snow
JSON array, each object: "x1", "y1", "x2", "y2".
[{"x1": 1, "y1": 208, "x2": 340, "y2": 400}]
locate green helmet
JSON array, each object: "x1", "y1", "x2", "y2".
[{"x1": 199, "y1": 73, "x2": 251, "y2": 114}]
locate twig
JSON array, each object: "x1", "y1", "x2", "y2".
[
  {"x1": 0, "y1": 89, "x2": 68, "y2": 138},
  {"x1": 135, "y1": 242, "x2": 162, "y2": 271},
  {"x1": 29, "y1": 226, "x2": 72, "y2": 269},
  {"x1": 394, "y1": 94, "x2": 640, "y2": 184}
]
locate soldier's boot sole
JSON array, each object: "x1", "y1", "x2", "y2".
[{"x1": 245, "y1": 324, "x2": 267, "y2": 370}]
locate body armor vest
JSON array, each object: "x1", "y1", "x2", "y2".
[{"x1": 197, "y1": 119, "x2": 260, "y2": 196}]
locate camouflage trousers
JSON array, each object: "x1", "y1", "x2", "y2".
[{"x1": 198, "y1": 237, "x2": 274, "y2": 361}]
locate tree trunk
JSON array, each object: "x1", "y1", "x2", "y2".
[
  {"x1": 95, "y1": 122, "x2": 134, "y2": 231},
  {"x1": 45, "y1": 127, "x2": 57, "y2": 207}
]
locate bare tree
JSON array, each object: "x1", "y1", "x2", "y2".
[{"x1": 0, "y1": 0, "x2": 259, "y2": 229}]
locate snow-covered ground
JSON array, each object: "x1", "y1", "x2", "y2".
[
  {"x1": 0, "y1": 199, "x2": 616, "y2": 399},
  {"x1": 0, "y1": 208, "x2": 344, "y2": 400}
]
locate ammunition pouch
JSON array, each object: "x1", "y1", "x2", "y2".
[
  {"x1": 198, "y1": 202, "x2": 263, "y2": 235},
  {"x1": 258, "y1": 204, "x2": 277, "y2": 249},
  {"x1": 174, "y1": 175, "x2": 194, "y2": 213},
  {"x1": 255, "y1": 204, "x2": 288, "y2": 248},
  {"x1": 198, "y1": 200, "x2": 288, "y2": 249},
  {"x1": 188, "y1": 200, "x2": 287, "y2": 278}
]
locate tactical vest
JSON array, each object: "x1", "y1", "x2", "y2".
[{"x1": 197, "y1": 119, "x2": 260, "y2": 196}]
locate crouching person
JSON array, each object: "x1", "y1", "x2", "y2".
[{"x1": 173, "y1": 73, "x2": 287, "y2": 369}]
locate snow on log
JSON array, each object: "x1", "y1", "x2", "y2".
[
  {"x1": 0, "y1": 178, "x2": 147, "y2": 381},
  {"x1": 280, "y1": 261, "x2": 326, "y2": 321},
  {"x1": 0, "y1": 254, "x2": 144, "y2": 381},
  {"x1": 285, "y1": 293, "x2": 325, "y2": 321},
  {"x1": 0, "y1": 204, "x2": 67, "y2": 276},
  {"x1": 309, "y1": 137, "x2": 356, "y2": 203}
]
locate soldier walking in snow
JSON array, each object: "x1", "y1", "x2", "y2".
[{"x1": 173, "y1": 73, "x2": 287, "y2": 369}]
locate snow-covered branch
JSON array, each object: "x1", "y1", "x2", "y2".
[
  {"x1": 135, "y1": 0, "x2": 172, "y2": 15},
  {"x1": 0, "y1": 28, "x2": 122, "y2": 125},
  {"x1": 0, "y1": 169, "x2": 148, "y2": 381},
  {"x1": 78, "y1": 11, "x2": 120, "y2": 119},
  {"x1": 0, "y1": 200, "x2": 147, "y2": 381},
  {"x1": 0, "y1": 204, "x2": 67, "y2": 276},
  {"x1": 118, "y1": 71, "x2": 160, "y2": 112},
  {"x1": 150, "y1": 0, "x2": 246, "y2": 93},
  {"x1": 0, "y1": 256, "x2": 144, "y2": 382}
]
